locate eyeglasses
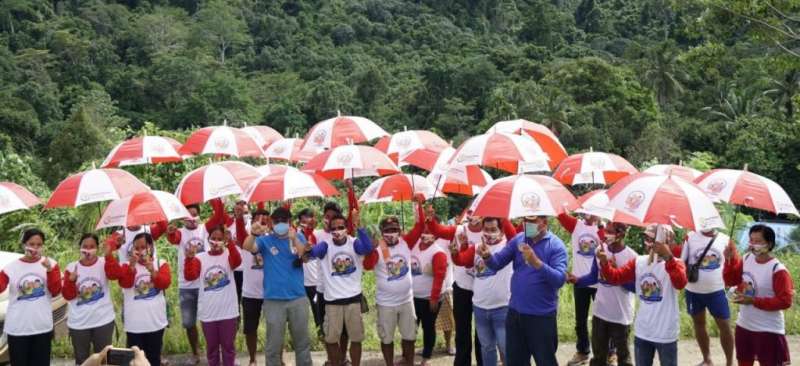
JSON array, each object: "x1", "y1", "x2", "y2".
[{"x1": 332, "y1": 225, "x2": 347, "y2": 231}]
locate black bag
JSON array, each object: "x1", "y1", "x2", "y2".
[{"x1": 687, "y1": 233, "x2": 718, "y2": 283}]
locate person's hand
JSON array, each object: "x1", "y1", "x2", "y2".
[
  {"x1": 250, "y1": 222, "x2": 268, "y2": 236},
  {"x1": 79, "y1": 345, "x2": 111, "y2": 366},
  {"x1": 448, "y1": 239, "x2": 459, "y2": 254},
  {"x1": 68, "y1": 268, "x2": 78, "y2": 282},
  {"x1": 185, "y1": 245, "x2": 197, "y2": 259},
  {"x1": 653, "y1": 242, "x2": 673, "y2": 260},
  {"x1": 520, "y1": 244, "x2": 542, "y2": 269},
  {"x1": 724, "y1": 238, "x2": 737, "y2": 260},
  {"x1": 477, "y1": 242, "x2": 491, "y2": 259},
  {"x1": 457, "y1": 231, "x2": 468, "y2": 247},
  {"x1": 596, "y1": 244, "x2": 609, "y2": 268},
  {"x1": 351, "y1": 208, "x2": 360, "y2": 227},
  {"x1": 41, "y1": 256, "x2": 53, "y2": 271},
  {"x1": 144, "y1": 255, "x2": 155, "y2": 274},
  {"x1": 288, "y1": 226, "x2": 297, "y2": 240},
  {"x1": 732, "y1": 292, "x2": 754, "y2": 305},
  {"x1": 425, "y1": 204, "x2": 435, "y2": 222},
  {"x1": 167, "y1": 224, "x2": 178, "y2": 235},
  {"x1": 429, "y1": 299, "x2": 439, "y2": 313},
  {"x1": 116, "y1": 235, "x2": 125, "y2": 247},
  {"x1": 566, "y1": 272, "x2": 578, "y2": 284},
  {"x1": 345, "y1": 178, "x2": 354, "y2": 189},
  {"x1": 128, "y1": 251, "x2": 139, "y2": 268}
]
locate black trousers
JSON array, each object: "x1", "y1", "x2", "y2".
[
  {"x1": 8, "y1": 331, "x2": 52, "y2": 366},
  {"x1": 234, "y1": 270, "x2": 243, "y2": 304},
  {"x1": 127, "y1": 328, "x2": 165, "y2": 366},
  {"x1": 590, "y1": 317, "x2": 632, "y2": 366},
  {"x1": 574, "y1": 286, "x2": 597, "y2": 355},
  {"x1": 452, "y1": 283, "x2": 483, "y2": 366},
  {"x1": 305, "y1": 286, "x2": 323, "y2": 329},
  {"x1": 414, "y1": 297, "x2": 441, "y2": 359},
  {"x1": 506, "y1": 309, "x2": 558, "y2": 366}
]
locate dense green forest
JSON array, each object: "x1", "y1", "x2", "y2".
[{"x1": 1, "y1": 0, "x2": 799, "y2": 200}]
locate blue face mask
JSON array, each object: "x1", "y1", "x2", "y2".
[{"x1": 273, "y1": 222, "x2": 290, "y2": 236}]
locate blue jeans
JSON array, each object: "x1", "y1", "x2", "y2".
[
  {"x1": 505, "y1": 308, "x2": 558, "y2": 366},
  {"x1": 474, "y1": 306, "x2": 508, "y2": 366},
  {"x1": 634, "y1": 337, "x2": 677, "y2": 366}
]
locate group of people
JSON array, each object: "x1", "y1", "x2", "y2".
[{"x1": 0, "y1": 189, "x2": 794, "y2": 366}]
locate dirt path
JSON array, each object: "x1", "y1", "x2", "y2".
[{"x1": 52, "y1": 336, "x2": 798, "y2": 365}]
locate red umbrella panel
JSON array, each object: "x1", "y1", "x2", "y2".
[
  {"x1": 46, "y1": 168, "x2": 150, "y2": 208},
  {"x1": 0, "y1": 182, "x2": 41, "y2": 215}
]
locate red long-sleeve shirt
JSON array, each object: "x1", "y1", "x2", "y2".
[
  {"x1": 429, "y1": 250, "x2": 448, "y2": 304},
  {"x1": 427, "y1": 217, "x2": 517, "y2": 241},
  {"x1": 105, "y1": 221, "x2": 168, "y2": 250},
  {"x1": 184, "y1": 241, "x2": 243, "y2": 281},
  {"x1": 167, "y1": 198, "x2": 227, "y2": 245},
  {"x1": 601, "y1": 256, "x2": 688, "y2": 290},
  {"x1": 0, "y1": 259, "x2": 61, "y2": 296},
  {"x1": 723, "y1": 253, "x2": 794, "y2": 311},
  {"x1": 111, "y1": 256, "x2": 172, "y2": 290},
  {"x1": 556, "y1": 213, "x2": 607, "y2": 242}
]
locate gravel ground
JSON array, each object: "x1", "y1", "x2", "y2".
[{"x1": 52, "y1": 336, "x2": 798, "y2": 365}]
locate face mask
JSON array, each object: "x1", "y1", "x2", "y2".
[
  {"x1": 24, "y1": 245, "x2": 41, "y2": 258},
  {"x1": 524, "y1": 222, "x2": 537, "y2": 238},
  {"x1": 80, "y1": 248, "x2": 97, "y2": 259},
  {"x1": 382, "y1": 232, "x2": 400, "y2": 244},
  {"x1": 332, "y1": 229, "x2": 347, "y2": 241},
  {"x1": 209, "y1": 240, "x2": 225, "y2": 249},
  {"x1": 483, "y1": 231, "x2": 501, "y2": 244},
  {"x1": 273, "y1": 223, "x2": 290, "y2": 236},
  {"x1": 135, "y1": 250, "x2": 150, "y2": 262},
  {"x1": 749, "y1": 243, "x2": 768, "y2": 255},
  {"x1": 421, "y1": 234, "x2": 435, "y2": 245},
  {"x1": 605, "y1": 233, "x2": 617, "y2": 243}
]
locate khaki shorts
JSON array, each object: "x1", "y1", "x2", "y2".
[
  {"x1": 324, "y1": 303, "x2": 364, "y2": 343},
  {"x1": 376, "y1": 302, "x2": 417, "y2": 344}
]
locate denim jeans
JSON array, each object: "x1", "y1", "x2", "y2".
[
  {"x1": 474, "y1": 306, "x2": 508, "y2": 366},
  {"x1": 634, "y1": 337, "x2": 677, "y2": 366}
]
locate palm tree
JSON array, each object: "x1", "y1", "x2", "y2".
[
  {"x1": 642, "y1": 41, "x2": 687, "y2": 108},
  {"x1": 763, "y1": 70, "x2": 800, "y2": 118},
  {"x1": 701, "y1": 82, "x2": 767, "y2": 128}
]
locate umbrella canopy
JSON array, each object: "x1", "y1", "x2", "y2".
[
  {"x1": 263, "y1": 138, "x2": 318, "y2": 163},
  {"x1": 96, "y1": 190, "x2": 191, "y2": 229},
  {"x1": 303, "y1": 145, "x2": 400, "y2": 180},
  {"x1": 301, "y1": 113, "x2": 389, "y2": 151},
  {"x1": 359, "y1": 174, "x2": 443, "y2": 203},
  {"x1": 374, "y1": 130, "x2": 450, "y2": 164},
  {"x1": 427, "y1": 165, "x2": 492, "y2": 197},
  {"x1": 553, "y1": 152, "x2": 638, "y2": 186},
  {"x1": 469, "y1": 174, "x2": 577, "y2": 219},
  {"x1": 179, "y1": 125, "x2": 264, "y2": 158},
  {"x1": 175, "y1": 161, "x2": 261, "y2": 205},
  {"x1": 644, "y1": 164, "x2": 702, "y2": 182},
  {"x1": 0, "y1": 182, "x2": 41, "y2": 215},
  {"x1": 485, "y1": 119, "x2": 568, "y2": 168},
  {"x1": 448, "y1": 133, "x2": 550, "y2": 174},
  {"x1": 606, "y1": 173, "x2": 724, "y2": 231},
  {"x1": 694, "y1": 169, "x2": 799, "y2": 216},
  {"x1": 241, "y1": 166, "x2": 338, "y2": 202},
  {"x1": 101, "y1": 136, "x2": 183, "y2": 168},
  {"x1": 573, "y1": 189, "x2": 642, "y2": 224},
  {"x1": 241, "y1": 125, "x2": 283, "y2": 150},
  {"x1": 403, "y1": 146, "x2": 455, "y2": 172},
  {"x1": 46, "y1": 168, "x2": 150, "y2": 208}
]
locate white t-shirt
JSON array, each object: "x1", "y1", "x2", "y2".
[
  {"x1": 241, "y1": 248, "x2": 264, "y2": 299},
  {"x1": 681, "y1": 231, "x2": 728, "y2": 294},
  {"x1": 122, "y1": 259, "x2": 168, "y2": 333},
  {"x1": 593, "y1": 247, "x2": 637, "y2": 325},
  {"x1": 411, "y1": 242, "x2": 447, "y2": 299},
  {"x1": 176, "y1": 226, "x2": 209, "y2": 289},
  {"x1": 472, "y1": 240, "x2": 513, "y2": 309},
  {"x1": 571, "y1": 221, "x2": 600, "y2": 287},
  {"x1": 736, "y1": 254, "x2": 787, "y2": 334},
  {"x1": 66, "y1": 258, "x2": 116, "y2": 330},
  {"x1": 452, "y1": 226, "x2": 479, "y2": 291},
  {"x1": 196, "y1": 251, "x2": 240, "y2": 322},
  {"x1": 2, "y1": 257, "x2": 56, "y2": 336},
  {"x1": 374, "y1": 240, "x2": 414, "y2": 307},
  {"x1": 318, "y1": 237, "x2": 364, "y2": 301},
  {"x1": 633, "y1": 256, "x2": 681, "y2": 343}
]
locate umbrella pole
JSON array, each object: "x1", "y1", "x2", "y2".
[
  {"x1": 729, "y1": 205, "x2": 740, "y2": 239},
  {"x1": 432, "y1": 174, "x2": 444, "y2": 199}
]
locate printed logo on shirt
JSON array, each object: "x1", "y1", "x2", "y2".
[
  {"x1": 16, "y1": 273, "x2": 46, "y2": 301},
  {"x1": 251, "y1": 253, "x2": 264, "y2": 270},
  {"x1": 638, "y1": 273, "x2": 663, "y2": 303},
  {"x1": 203, "y1": 265, "x2": 231, "y2": 292},
  {"x1": 740, "y1": 272, "x2": 757, "y2": 297},
  {"x1": 386, "y1": 255, "x2": 409, "y2": 281},
  {"x1": 76, "y1": 277, "x2": 105, "y2": 306},
  {"x1": 185, "y1": 238, "x2": 206, "y2": 254},
  {"x1": 331, "y1": 253, "x2": 356, "y2": 276},
  {"x1": 134, "y1": 274, "x2": 159, "y2": 300},
  {"x1": 576, "y1": 234, "x2": 598, "y2": 258},
  {"x1": 692, "y1": 248, "x2": 722, "y2": 271},
  {"x1": 410, "y1": 255, "x2": 421, "y2": 276},
  {"x1": 474, "y1": 256, "x2": 497, "y2": 278}
]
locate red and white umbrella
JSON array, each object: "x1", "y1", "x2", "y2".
[
  {"x1": 303, "y1": 145, "x2": 400, "y2": 180},
  {"x1": 374, "y1": 130, "x2": 450, "y2": 164},
  {"x1": 175, "y1": 161, "x2": 261, "y2": 205},
  {"x1": 427, "y1": 165, "x2": 493, "y2": 196},
  {"x1": 572, "y1": 189, "x2": 641, "y2": 224},
  {"x1": 644, "y1": 164, "x2": 702, "y2": 182},
  {"x1": 403, "y1": 146, "x2": 455, "y2": 172},
  {"x1": 359, "y1": 174, "x2": 444, "y2": 203},
  {"x1": 255, "y1": 164, "x2": 292, "y2": 177},
  {"x1": 469, "y1": 174, "x2": 577, "y2": 219},
  {"x1": 301, "y1": 113, "x2": 389, "y2": 151},
  {"x1": 0, "y1": 182, "x2": 41, "y2": 215},
  {"x1": 486, "y1": 119, "x2": 568, "y2": 168},
  {"x1": 241, "y1": 166, "x2": 338, "y2": 202},
  {"x1": 96, "y1": 190, "x2": 191, "y2": 229},
  {"x1": 179, "y1": 125, "x2": 264, "y2": 158},
  {"x1": 241, "y1": 125, "x2": 283, "y2": 149},
  {"x1": 46, "y1": 168, "x2": 150, "y2": 208},
  {"x1": 263, "y1": 138, "x2": 318, "y2": 163},
  {"x1": 101, "y1": 136, "x2": 184, "y2": 168},
  {"x1": 606, "y1": 173, "x2": 724, "y2": 231},
  {"x1": 553, "y1": 152, "x2": 638, "y2": 185},
  {"x1": 694, "y1": 169, "x2": 799, "y2": 216},
  {"x1": 449, "y1": 133, "x2": 550, "y2": 174}
]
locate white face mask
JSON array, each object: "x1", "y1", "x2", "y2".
[
  {"x1": 332, "y1": 229, "x2": 348, "y2": 241},
  {"x1": 483, "y1": 231, "x2": 502, "y2": 244},
  {"x1": 382, "y1": 232, "x2": 400, "y2": 244},
  {"x1": 421, "y1": 234, "x2": 435, "y2": 245},
  {"x1": 605, "y1": 233, "x2": 617, "y2": 243},
  {"x1": 80, "y1": 248, "x2": 97, "y2": 259},
  {"x1": 749, "y1": 243, "x2": 769, "y2": 255},
  {"x1": 24, "y1": 245, "x2": 42, "y2": 258},
  {"x1": 209, "y1": 240, "x2": 225, "y2": 250}
]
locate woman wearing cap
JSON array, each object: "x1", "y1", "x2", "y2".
[
  {"x1": 723, "y1": 224, "x2": 794, "y2": 366},
  {"x1": 62, "y1": 233, "x2": 117, "y2": 365},
  {"x1": 0, "y1": 228, "x2": 62, "y2": 365}
]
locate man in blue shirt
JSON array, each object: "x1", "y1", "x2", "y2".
[
  {"x1": 480, "y1": 215, "x2": 568, "y2": 366},
  {"x1": 243, "y1": 207, "x2": 312, "y2": 366}
]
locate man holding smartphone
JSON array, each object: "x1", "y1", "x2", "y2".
[{"x1": 481, "y1": 215, "x2": 568, "y2": 366}]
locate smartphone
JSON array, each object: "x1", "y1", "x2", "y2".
[
  {"x1": 655, "y1": 224, "x2": 666, "y2": 243},
  {"x1": 106, "y1": 347, "x2": 135, "y2": 366},
  {"x1": 524, "y1": 222, "x2": 537, "y2": 239}
]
